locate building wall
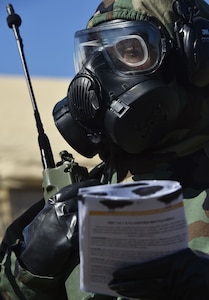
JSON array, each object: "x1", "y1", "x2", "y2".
[{"x1": 0, "y1": 75, "x2": 101, "y2": 239}]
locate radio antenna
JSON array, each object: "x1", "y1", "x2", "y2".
[{"x1": 6, "y1": 3, "x2": 55, "y2": 169}]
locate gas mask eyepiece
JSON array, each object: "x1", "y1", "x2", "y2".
[{"x1": 74, "y1": 20, "x2": 169, "y2": 76}]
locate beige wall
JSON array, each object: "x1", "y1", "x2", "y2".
[{"x1": 0, "y1": 75, "x2": 101, "y2": 237}]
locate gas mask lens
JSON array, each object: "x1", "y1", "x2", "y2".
[
  {"x1": 74, "y1": 20, "x2": 168, "y2": 74},
  {"x1": 114, "y1": 35, "x2": 149, "y2": 68},
  {"x1": 74, "y1": 40, "x2": 102, "y2": 73}
]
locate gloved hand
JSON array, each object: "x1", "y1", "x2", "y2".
[
  {"x1": 108, "y1": 248, "x2": 209, "y2": 300},
  {"x1": 17, "y1": 179, "x2": 100, "y2": 277}
]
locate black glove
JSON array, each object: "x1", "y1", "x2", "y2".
[
  {"x1": 0, "y1": 199, "x2": 45, "y2": 262},
  {"x1": 17, "y1": 179, "x2": 100, "y2": 277},
  {"x1": 108, "y1": 248, "x2": 209, "y2": 300}
]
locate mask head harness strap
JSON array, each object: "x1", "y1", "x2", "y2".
[{"x1": 173, "y1": 0, "x2": 209, "y2": 87}]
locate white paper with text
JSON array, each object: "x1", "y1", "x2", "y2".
[{"x1": 78, "y1": 180, "x2": 188, "y2": 297}]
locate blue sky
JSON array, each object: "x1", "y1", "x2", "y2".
[
  {"x1": 0, "y1": 0, "x2": 100, "y2": 78},
  {"x1": 0, "y1": 0, "x2": 209, "y2": 78}
]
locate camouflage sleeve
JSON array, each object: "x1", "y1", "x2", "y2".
[
  {"x1": 184, "y1": 189, "x2": 209, "y2": 254},
  {"x1": 0, "y1": 245, "x2": 117, "y2": 300},
  {"x1": 0, "y1": 199, "x2": 67, "y2": 300},
  {"x1": 0, "y1": 244, "x2": 68, "y2": 300}
]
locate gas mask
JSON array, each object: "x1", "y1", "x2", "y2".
[{"x1": 53, "y1": 20, "x2": 182, "y2": 158}]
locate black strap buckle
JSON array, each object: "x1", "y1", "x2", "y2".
[{"x1": 173, "y1": 0, "x2": 200, "y2": 22}]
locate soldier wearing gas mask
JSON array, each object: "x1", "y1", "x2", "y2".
[{"x1": 1, "y1": 0, "x2": 209, "y2": 299}]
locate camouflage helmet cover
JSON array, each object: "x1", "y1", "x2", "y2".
[
  {"x1": 87, "y1": 0, "x2": 178, "y2": 38},
  {"x1": 87, "y1": 0, "x2": 209, "y2": 37}
]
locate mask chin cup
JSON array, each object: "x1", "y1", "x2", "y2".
[
  {"x1": 53, "y1": 98, "x2": 100, "y2": 158},
  {"x1": 105, "y1": 80, "x2": 180, "y2": 154}
]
